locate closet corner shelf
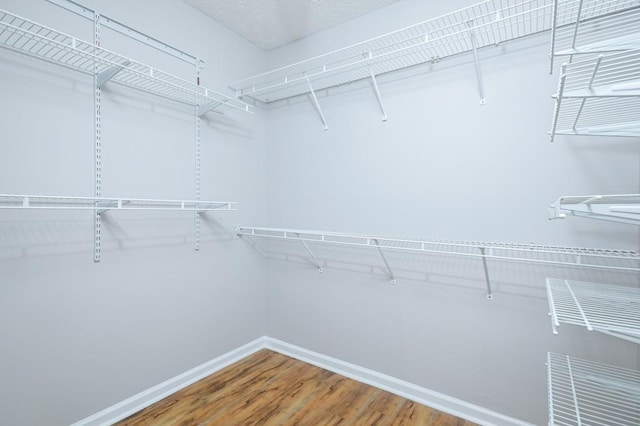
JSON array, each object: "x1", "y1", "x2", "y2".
[
  {"x1": 0, "y1": 194, "x2": 236, "y2": 212},
  {"x1": 545, "y1": 278, "x2": 640, "y2": 344},
  {"x1": 0, "y1": 8, "x2": 253, "y2": 114},
  {"x1": 549, "y1": 194, "x2": 640, "y2": 225},
  {"x1": 549, "y1": 0, "x2": 640, "y2": 69},
  {"x1": 550, "y1": 50, "x2": 640, "y2": 140},
  {"x1": 547, "y1": 352, "x2": 640, "y2": 426},
  {"x1": 229, "y1": 0, "x2": 556, "y2": 105}
]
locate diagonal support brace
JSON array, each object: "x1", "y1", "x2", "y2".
[
  {"x1": 373, "y1": 239, "x2": 396, "y2": 284},
  {"x1": 369, "y1": 69, "x2": 388, "y2": 121},
  {"x1": 468, "y1": 22, "x2": 486, "y2": 105},
  {"x1": 479, "y1": 247, "x2": 493, "y2": 299},
  {"x1": 198, "y1": 101, "x2": 224, "y2": 117},
  {"x1": 305, "y1": 77, "x2": 329, "y2": 131},
  {"x1": 97, "y1": 61, "x2": 131, "y2": 87},
  {"x1": 296, "y1": 234, "x2": 323, "y2": 272}
]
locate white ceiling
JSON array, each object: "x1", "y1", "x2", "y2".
[{"x1": 183, "y1": 0, "x2": 403, "y2": 50}]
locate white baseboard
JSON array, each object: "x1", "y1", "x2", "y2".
[
  {"x1": 264, "y1": 338, "x2": 534, "y2": 426},
  {"x1": 71, "y1": 336, "x2": 267, "y2": 426},
  {"x1": 73, "y1": 336, "x2": 533, "y2": 426}
]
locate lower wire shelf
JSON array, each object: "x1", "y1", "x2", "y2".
[
  {"x1": 237, "y1": 227, "x2": 640, "y2": 299},
  {"x1": 546, "y1": 278, "x2": 640, "y2": 344},
  {"x1": 547, "y1": 352, "x2": 640, "y2": 426}
]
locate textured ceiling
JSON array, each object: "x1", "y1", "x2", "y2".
[{"x1": 183, "y1": 0, "x2": 403, "y2": 50}]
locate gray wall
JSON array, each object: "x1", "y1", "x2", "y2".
[
  {"x1": 0, "y1": 0, "x2": 268, "y2": 424},
  {"x1": 262, "y1": 0, "x2": 640, "y2": 424}
]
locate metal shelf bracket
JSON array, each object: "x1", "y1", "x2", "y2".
[
  {"x1": 372, "y1": 239, "x2": 397, "y2": 284},
  {"x1": 305, "y1": 77, "x2": 328, "y2": 130},
  {"x1": 369, "y1": 68, "x2": 388, "y2": 121},
  {"x1": 295, "y1": 233, "x2": 323, "y2": 272},
  {"x1": 97, "y1": 61, "x2": 131, "y2": 87},
  {"x1": 468, "y1": 21, "x2": 486, "y2": 105},
  {"x1": 479, "y1": 247, "x2": 493, "y2": 299}
]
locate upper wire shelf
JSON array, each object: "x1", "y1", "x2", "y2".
[
  {"x1": 546, "y1": 278, "x2": 640, "y2": 344},
  {"x1": 550, "y1": 50, "x2": 640, "y2": 139},
  {"x1": 0, "y1": 194, "x2": 237, "y2": 212},
  {"x1": 230, "y1": 0, "x2": 556, "y2": 104},
  {"x1": 549, "y1": 194, "x2": 640, "y2": 225},
  {"x1": 0, "y1": 8, "x2": 253, "y2": 114},
  {"x1": 549, "y1": 0, "x2": 640, "y2": 73},
  {"x1": 547, "y1": 352, "x2": 640, "y2": 426}
]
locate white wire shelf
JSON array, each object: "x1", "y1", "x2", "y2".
[
  {"x1": 550, "y1": 50, "x2": 640, "y2": 140},
  {"x1": 0, "y1": 194, "x2": 236, "y2": 212},
  {"x1": 549, "y1": 194, "x2": 640, "y2": 225},
  {"x1": 0, "y1": 8, "x2": 253, "y2": 114},
  {"x1": 230, "y1": 0, "x2": 557, "y2": 104},
  {"x1": 236, "y1": 227, "x2": 640, "y2": 295},
  {"x1": 549, "y1": 0, "x2": 640, "y2": 72},
  {"x1": 547, "y1": 352, "x2": 640, "y2": 426},
  {"x1": 546, "y1": 278, "x2": 640, "y2": 344}
]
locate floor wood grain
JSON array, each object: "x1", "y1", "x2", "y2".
[{"x1": 117, "y1": 350, "x2": 476, "y2": 425}]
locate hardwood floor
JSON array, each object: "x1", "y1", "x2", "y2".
[{"x1": 117, "y1": 350, "x2": 476, "y2": 425}]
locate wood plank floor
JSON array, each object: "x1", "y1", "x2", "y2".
[{"x1": 117, "y1": 350, "x2": 476, "y2": 425}]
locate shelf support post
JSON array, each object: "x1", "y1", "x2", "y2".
[
  {"x1": 373, "y1": 239, "x2": 396, "y2": 284},
  {"x1": 549, "y1": 0, "x2": 559, "y2": 74},
  {"x1": 93, "y1": 12, "x2": 102, "y2": 263},
  {"x1": 369, "y1": 68, "x2": 388, "y2": 121},
  {"x1": 569, "y1": 0, "x2": 585, "y2": 66},
  {"x1": 305, "y1": 77, "x2": 329, "y2": 131},
  {"x1": 295, "y1": 234, "x2": 323, "y2": 272},
  {"x1": 550, "y1": 64, "x2": 567, "y2": 142},
  {"x1": 479, "y1": 247, "x2": 493, "y2": 299},
  {"x1": 468, "y1": 22, "x2": 486, "y2": 105},
  {"x1": 194, "y1": 60, "x2": 203, "y2": 251}
]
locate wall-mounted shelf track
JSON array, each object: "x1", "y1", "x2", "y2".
[
  {"x1": 549, "y1": 0, "x2": 640, "y2": 73},
  {"x1": 550, "y1": 49, "x2": 640, "y2": 140},
  {"x1": 237, "y1": 227, "x2": 640, "y2": 298},
  {"x1": 0, "y1": 194, "x2": 236, "y2": 212},
  {"x1": 547, "y1": 352, "x2": 640, "y2": 426},
  {"x1": 549, "y1": 194, "x2": 640, "y2": 225},
  {"x1": 0, "y1": 8, "x2": 253, "y2": 114},
  {"x1": 545, "y1": 278, "x2": 640, "y2": 344}
]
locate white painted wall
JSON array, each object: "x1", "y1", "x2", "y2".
[
  {"x1": 262, "y1": 0, "x2": 640, "y2": 424},
  {"x1": 1, "y1": 0, "x2": 638, "y2": 424},
  {"x1": 0, "y1": 0, "x2": 268, "y2": 424}
]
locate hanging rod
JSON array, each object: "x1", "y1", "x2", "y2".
[
  {"x1": 236, "y1": 227, "x2": 640, "y2": 293},
  {"x1": 0, "y1": 8, "x2": 253, "y2": 114},
  {"x1": 546, "y1": 278, "x2": 640, "y2": 344},
  {"x1": 0, "y1": 194, "x2": 236, "y2": 212},
  {"x1": 549, "y1": 194, "x2": 640, "y2": 225}
]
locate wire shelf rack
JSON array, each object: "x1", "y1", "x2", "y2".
[
  {"x1": 549, "y1": 0, "x2": 640, "y2": 72},
  {"x1": 0, "y1": 8, "x2": 253, "y2": 114},
  {"x1": 549, "y1": 194, "x2": 640, "y2": 225},
  {"x1": 0, "y1": 194, "x2": 236, "y2": 212},
  {"x1": 237, "y1": 227, "x2": 640, "y2": 285},
  {"x1": 547, "y1": 352, "x2": 640, "y2": 425},
  {"x1": 550, "y1": 50, "x2": 640, "y2": 139},
  {"x1": 230, "y1": 0, "x2": 556, "y2": 104},
  {"x1": 546, "y1": 278, "x2": 640, "y2": 343}
]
